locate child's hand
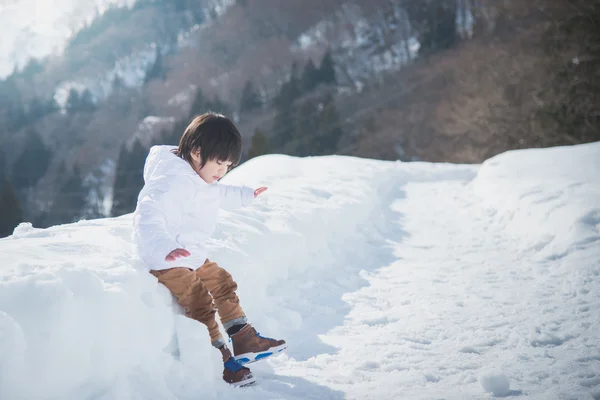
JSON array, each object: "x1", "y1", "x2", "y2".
[
  {"x1": 254, "y1": 187, "x2": 268, "y2": 198},
  {"x1": 165, "y1": 248, "x2": 191, "y2": 261}
]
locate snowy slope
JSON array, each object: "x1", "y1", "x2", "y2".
[
  {"x1": 1, "y1": 143, "x2": 599, "y2": 400},
  {"x1": 0, "y1": 0, "x2": 136, "y2": 78}
]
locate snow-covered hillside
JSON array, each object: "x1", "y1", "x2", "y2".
[
  {"x1": 295, "y1": 2, "x2": 421, "y2": 87},
  {"x1": 1, "y1": 0, "x2": 235, "y2": 106},
  {"x1": 1, "y1": 143, "x2": 599, "y2": 399},
  {"x1": 0, "y1": 0, "x2": 136, "y2": 78}
]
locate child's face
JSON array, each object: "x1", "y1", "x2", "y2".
[{"x1": 191, "y1": 151, "x2": 232, "y2": 184}]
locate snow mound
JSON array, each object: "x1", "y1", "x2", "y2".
[
  {"x1": 0, "y1": 155, "x2": 406, "y2": 399},
  {"x1": 472, "y1": 142, "x2": 600, "y2": 258},
  {"x1": 478, "y1": 372, "x2": 511, "y2": 396},
  {"x1": 1, "y1": 144, "x2": 599, "y2": 399}
]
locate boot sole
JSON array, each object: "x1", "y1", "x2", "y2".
[
  {"x1": 234, "y1": 344, "x2": 288, "y2": 365},
  {"x1": 229, "y1": 375, "x2": 256, "y2": 387}
]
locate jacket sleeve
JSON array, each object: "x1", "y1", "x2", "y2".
[
  {"x1": 218, "y1": 183, "x2": 255, "y2": 210},
  {"x1": 133, "y1": 178, "x2": 187, "y2": 267}
]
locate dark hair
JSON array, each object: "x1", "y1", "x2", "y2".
[{"x1": 174, "y1": 112, "x2": 242, "y2": 169}]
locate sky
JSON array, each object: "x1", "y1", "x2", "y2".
[
  {"x1": 0, "y1": 0, "x2": 136, "y2": 78},
  {"x1": 0, "y1": 142, "x2": 599, "y2": 399}
]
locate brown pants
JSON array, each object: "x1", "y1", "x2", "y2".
[{"x1": 150, "y1": 260, "x2": 246, "y2": 347}]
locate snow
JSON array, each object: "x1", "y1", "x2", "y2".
[
  {"x1": 478, "y1": 372, "x2": 511, "y2": 397},
  {"x1": 473, "y1": 144, "x2": 600, "y2": 259},
  {"x1": 0, "y1": 0, "x2": 136, "y2": 79},
  {"x1": 1, "y1": 0, "x2": 235, "y2": 106},
  {"x1": 1, "y1": 142, "x2": 600, "y2": 399},
  {"x1": 293, "y1": 2, "x2": 420, "y2": 87},
  {"x1": 53, "y1": 43, "x2": 159, "y2": 109}
]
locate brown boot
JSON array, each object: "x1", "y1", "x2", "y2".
[
  {"x1": 231, "y1": 324, "x2": 287, "y2": 365},
  {"x1": 219, "y1": 346, "x2": 255, "y2": 387}
]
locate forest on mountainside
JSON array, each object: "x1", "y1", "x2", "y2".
[{"x1": 0, "y1": 0, "x2": 598, "y2": 236}]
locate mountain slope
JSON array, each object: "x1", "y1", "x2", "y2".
[
  {"x1": 1, "y1": 142, "x2": 599, "y2": 399},
  {"x1": 1, "y1": 0, "x2": 598, "y2": 271},
  {"x1": 0, "y1": 0, "x2": 136, "y2": 78}
]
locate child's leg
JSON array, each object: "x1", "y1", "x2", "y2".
[
  {"x1": 194, "y1": 260, "x2": 287, "y2": 364},
  {"x1": 150, "y1": 267, "x2": 227, "y2": 348},
  {"x1": 193, "y1": 260, "x2": 247, "y2": 333},
  {"x1": 151, "y1": 267, "x2": 255, "y2": 386}
]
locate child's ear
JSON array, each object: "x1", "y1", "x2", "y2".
[{"x1": 191, "y1": 148, "x2": 201, "y2": 162}]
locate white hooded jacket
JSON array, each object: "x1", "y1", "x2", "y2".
[{"x1": 132, "y1": 145, "x2": 255, "y2": 270}]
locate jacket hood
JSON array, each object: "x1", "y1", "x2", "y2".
[{"x1": 143, "y1": 145, "x2": 197, "y2": 183}]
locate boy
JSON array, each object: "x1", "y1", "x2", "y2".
[{"x1": 133, "y1": 112, "x2": 286, "y2": 387}]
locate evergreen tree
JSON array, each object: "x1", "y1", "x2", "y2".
[
  {"x1": 271, "y1": 102, "x2": 298, "y2": 151},
  {"x1": 111, "y1": 145, "x2": 129, "y2": 217},
  {"x1": 301, "y1": 59, "x2": 320, "y2": 92},
  {"x1": 247, "y1": 129, "x2": 269, "y2": 159},
  {"x1": 402, "y1": 0, "x2": 458, "y2": 55},
  {"x1": 289, "y1": 62, "x2": 302, "y2": 99},
  {"x1": 314, "y1": 93, "x2": 343, "y2": 155},
  {"x1": 111, "y1": 140, "x2": 147, "y2": 217},
  {"x1": 188, "y1": 89, "x2": 232, "y2": 118},
  {"x1": 45, "y1": 166, "x2": 87, "y2": 226},
  {"x1": 189, "y1": 87, "x2": 206, "y2": 117},
  {"x1": 239, "y1": 80, "x2": 262, "y2": 113},
  {"x1": 66, "y1": 89, "x2": 81, "y2": 112},
  {"x1": 317, "y1": 50, "x2": 336, "y2": 85},
  {"x1": 294, "y1": 99, "x2": 319, "y2": 156},
  {"x1": 271, "y1": 91, "x2": 342, "y2": 157},
  {"x1": 128, "y1": 140, "x2": 148, "y2": 209},
  {"x1": 145, "y1": 47, "x2": 167, "y2": 83},
  {"x1": 27, "y1": 97, "x2": 46, "y2": 121},
  {"x1": 273, "y1": 82, "x2": 295, "y2": 110},
  {"x1": 3, "y1": 101, "x2": 27, "y2": 132},
  {"x1": 0, "y1": 150, "x2": 5, "y2": 182},
  {"x1": 11, "y1": 128, "x2": 52, "y2": 189},
  {"x1": 188, "y1": 0, "x2": 206, "y2": 24},
  {"x1": 66, "y1": 89, "x2": 96, "y2": 113},
  {"x1": 208, "y1": 7, "x2": 218, "y2": 20},
  {"x1": 271, "y1": 96, "x2": 318, "y2": 156},
  {"x1": 26, "y1": 97, "x2": 58, "y2": 123},
  {"x1": 205, "y1": 95, "x2": 233, "y2": 117},
  {"x1": 79, "y1": 90, "x2": 96, "y2": 112},
  {"x1": 0, "y1": 180, "x2": 23, "y2": 237},
  {"x1": 271, "y1": 63, "x2": 309, "y2": 153},
  {"x1": 273, "y1": 64, "x2": 302, "y2": 111},
  {"x1": 0, "y1": 73, "x2": 27, "y2": 130}
]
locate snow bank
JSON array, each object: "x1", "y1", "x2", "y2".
[
  {"x1": 472, "y1": 142, "x2": 600, "y2": 258},
  {"x1": 478, "y1": 372, "x2": 511, "y2": 397},
  {"x1": 1, "y1": 144, "x2": 598, "y2": 399},
  {"x1": 0, "y1": 221, "x2": 201, "y2": 400},
  {"x1": 0, "y1": 155, "x2": 399, "y2": 399}
]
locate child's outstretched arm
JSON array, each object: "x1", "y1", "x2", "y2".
[{"x1": 218, "y1": 184, "x2": 267, "y2": 210}]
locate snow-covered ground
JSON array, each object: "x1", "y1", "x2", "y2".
[{"x1": 1, "y1": 142, "x2": 599, "y2": 400}]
